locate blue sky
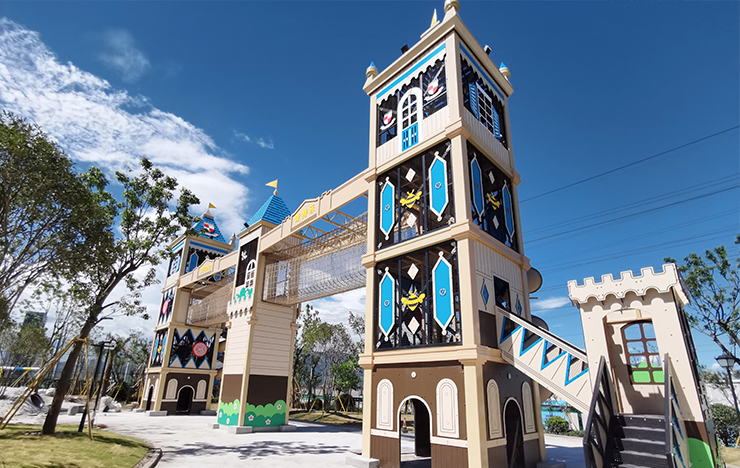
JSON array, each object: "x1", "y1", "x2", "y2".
[{"x1": 0, "y1": 2, "x2": 737, "y2": 369}]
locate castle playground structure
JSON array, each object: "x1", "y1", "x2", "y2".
[{"x1": 142, "y1": 2, "x2": 723, "y2": 467}]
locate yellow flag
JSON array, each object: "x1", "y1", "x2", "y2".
[
  {"x1": 208, "y1": 203, "x2": 217, "y2": 209},
  {"x1": 266, "y1": 179, "x2": 278, "y2": 188}
]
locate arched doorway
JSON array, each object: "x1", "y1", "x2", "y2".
[
  {"x1": 399, "y1": 397, "x2": 431, "y2": 467},
  {"x1": 504, "y1": 399, "x2": 525, "y2": 468},
  {"x1": 145, "y1": 386, "x2": 154, "y2": 411},
  {"x1": 176, "y1": 386, "x2": 194, "y2": 414}
]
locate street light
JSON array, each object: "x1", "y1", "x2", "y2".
[{"x1": 716, "y1": 352, "x2": 740, "y2": 436}]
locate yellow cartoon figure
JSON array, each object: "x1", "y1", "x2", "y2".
[
  {"x1": 487, "y1": 192, "x2": 501, "y2": 209},
  {"x1": 401, "y1": 287, "x2": 426, "y2": 311},
  {"x1": 400, "y1": 190, "x2": 422, "y2": 209}
]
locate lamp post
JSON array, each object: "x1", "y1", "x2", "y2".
[{"x1": 716, "y1": 353, "x2": 740, "y2": 431}]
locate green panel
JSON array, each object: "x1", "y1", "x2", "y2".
[
  {"x1": 632, "y1": 370, "x2": 652, "y2": 383},
  {"x1": 652, "y1": 369, "x2": 665, "y2": 383},
  {"x1": 243, "y1": 399, "x2": 287, "y2": 427},
  {"x1": 218, "y1": 399, "x2": 240, "y2": 426},
  {"x1": 688, "y1": 437, "x2": 715, "y2": 468}
]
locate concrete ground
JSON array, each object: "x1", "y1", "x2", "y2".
[{"x1": 41, "y1": 411, "x2": 586, "y2": 468}]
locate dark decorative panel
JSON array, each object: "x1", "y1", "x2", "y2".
[
  {"x1": 375, "y1": 242, "x2": 461, "y2": 351},
  {"x1": 168, "y1": 328, "x2": 216, "y2": 369},
  {"x1": 461, "y1": 56, "x2": 507, "y2": 148},
  {"x1": 235, "y1": 239, "x2": 258, "y2": 286},
  {"x1": 377, "y1": 58, "x2": 448, "y2": 148},
  {"x1": 183, "y1": 246, "x2": 221, "y2": 274},
  {"x1": 376, "y1": 140, "x2": 454, "y2": 250},
  {"x1": 150, "y1": 329, "x2": 168, "y2": 367},
  {"x1": 467, "y1": 142, "x2": 519, "y2": 252},
  {"x1": 167, "y1": 249, "x2": 182, "y2": 277},
  {"x1": 156, "y1": 288, "x2": 175, "y2": 326}
]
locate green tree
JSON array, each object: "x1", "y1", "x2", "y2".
[
  {"x1": 334, "y1": 356, "x2": 361, "y2": 395},
  {"x1": 710, "y1": 404, "x2": 739, "y2": 446},
  {"x1": 42, "y1": 157, "x2": 199, "y2": 435},
  {"x1": 0, "y1": 113, "x2": 110, "y2": 327},
  {"x1": 665, "y1": 235, "x2": 740, "y2": 363}
]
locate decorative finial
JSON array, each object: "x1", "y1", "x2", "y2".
[
  {"x1": 444, "y1": 0, "x2": 459, "y2": 20},
  {"x1": 229, "y1": 234, "x2": 236, "y2": 245},
  {"x1": 431, "y1": 9, "x2": 438, "y2": 27},
  {"x1": 266, "y1": 179, "x2": 278, "y2": 196},
  {"x1": 366, "y1": 62, "x2": 378, "y2": 80},
  {"x1": 499, "y1": 62, "x2": 510, "y2": 80},
  {"x1": 203, "y1": 203, "x2": 216, "y2": 218}
]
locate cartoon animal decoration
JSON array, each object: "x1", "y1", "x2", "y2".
[
  {"x1": 234, "y1": 287, "x2": 247, "y2": 303},
  {"x1": 486, "y1": 192, "x2": 501, "y2": 209},
  {"x1": 401, "y1": 287, "x2": 426, "y2": 311},
  {"x1": 400, "y1": 189, "x2": 422, "y2": 209}
]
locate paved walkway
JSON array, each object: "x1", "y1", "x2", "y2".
[{"x1": 54, "y1": 411, "x2": 586, "y2": 468}]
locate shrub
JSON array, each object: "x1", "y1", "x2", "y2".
[
  {"x1": 335, "y1": 393, "x2": 356, "y2": 412},
  {"x1": 545, "y1": 416, "x2": 570, "y2": 435},
  {"x1": 307, "y1": 398, "x2": 323, "y2": 411},
  {"x1": 711, "y1": 404, "x2": 739, "y2": 446}
]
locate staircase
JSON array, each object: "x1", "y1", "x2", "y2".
[
  {"x1": 495, "y1": 308, "x2": 592, "y2": 414},
  {"x1": 614, "y1": 414, "x2": 669, "y2": 468}
]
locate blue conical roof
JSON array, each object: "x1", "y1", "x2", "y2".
[
  {"x1": 192, "y1": 211, "x2": 227, "y2": 244},
  {"x1": 247, "y1": 194, "x2": 291, "y2": 226}
]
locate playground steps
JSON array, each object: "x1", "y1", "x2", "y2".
[
  {"x1": 613, "y1": 414, "x2": 668, "y2": 468},
  {"x1": 495, "y1": 309, "x2": 592, "y2": 413}
]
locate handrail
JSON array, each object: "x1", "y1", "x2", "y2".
[
  {"x1": 664, "y1": 353, "x2": 689, "y2": 468},
  {"x1": 583, "y1": 356, "x2": 618, "y2": 468},
  {"x1": 497, "y1": 307, "x2": 587, "y2": 360}
]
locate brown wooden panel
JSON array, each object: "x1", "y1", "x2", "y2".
[
  {"x1": 523, "y1": 439, "x2": 541, "y2": 468},
  {"x1": 372, "y1": 361, "x2": 466, "y2": 439},
  {"x1": 221, "y1": 373, "x2": 242, "y2": 403},
  {"x1": 431, "y1": 444, "x2": 468, "y2": 468},
  {"x1": 479, "y1": 311, "x2": 498, "y2": 348},
  {"x1": 371, "y1": 435, "x2": 399, "y2": 468},
  {"x1": 247, "y1": 374, "x2": 288, "y2": 405},
  {"x1": 488, "y1": 445, "x2": 507, "y2": 467}
]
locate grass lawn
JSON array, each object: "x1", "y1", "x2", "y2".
[
  {"x1": 723, "y1": 446, "x2": 740, "y2": 465},
  {"x1": 290, "y1": 410, "x2": 363, "y2": 427},
  {"x1": 0, "y1": 424, "x2": 149, "y2": 468}
]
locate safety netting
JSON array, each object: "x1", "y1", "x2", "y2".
[{"x1": 263, "y1": 212, "x2": 367, "y2": 305}]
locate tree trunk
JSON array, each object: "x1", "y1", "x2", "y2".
[
  {"x1": 42, "y1": 320, "x2": 94, "y2": 435},
  {"x1": 101, "y1": 353, "x2": 113, "y2": 400}
]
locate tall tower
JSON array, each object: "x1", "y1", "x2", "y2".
[
  {"x1": 216, "y1": 192, "x2": 297, "y2": 431},
  {"x1": 359, "y1": 2, "x2": 546, "y2": 467},
  {"x1": 142, "y1": 207, "x2": 231, "y2": 414}
]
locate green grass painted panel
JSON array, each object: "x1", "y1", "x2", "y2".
[
  {"x1": 218, "y1": 399, "x2": 240, "y2": 426},
  {"x1": 244, "y1": 399, "x2": 287, "y2": 427}
]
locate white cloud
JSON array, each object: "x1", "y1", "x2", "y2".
[
  {"x1": 256, "y1": 137, "x2": 274, "y2": 149},
  {"x1": 309, "y1": 289, "x2": 366, "y2": 325},
  {"x1": 530, "y1": 296, "x2": 572, "y2": 312},
  {"x1": 0, "y1": 18, "x2": 252, "y2": 338},
  {"x1": 99, "y1": 29, "x2": 150, "y2": 83},
  {"x1": 234, "y1": 130, "x2": 274, "y2": 150}
]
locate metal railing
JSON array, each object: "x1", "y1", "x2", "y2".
[
  {"x1": 583, "y1": 356, "x2": 618, "y2": 468},
  {"x1": 664, "y1": 353, "x2": 689, "y2": 468}
]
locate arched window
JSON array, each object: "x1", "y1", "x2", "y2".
[
  {"x1": 522, "y1": 382, "x2": 535, "y2": 433},
  {"x1": 436, "y1": 378, "x2": 459, "y2": 438},
  {"x1": 398, "y1": 88, "x2": 423, "y2": 152},
  {"x1": 487, "y1": 379, "x2": 502, "y2": 439},
  {"x1": 376, "y1": 379, "x2": 394, "y2": 431},
  {"x1": 622, "y1": 321, "x2": 663, "y2": 384},
  {"x1": 165, "y1": 379, "x2": 177, "y2": 400},
  {"x1": 196, "y1": 380, "x2": 207, "y2": 400}
]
